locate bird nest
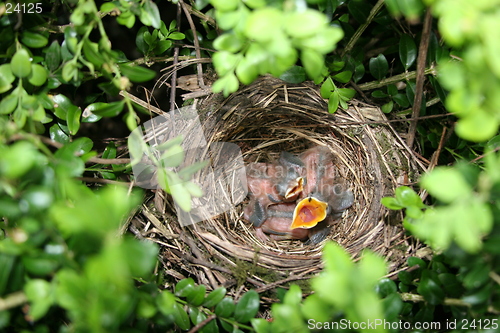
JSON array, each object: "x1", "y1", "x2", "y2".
[{"x1": 131, "y1": 76, "x2": 426, "y2": 294}]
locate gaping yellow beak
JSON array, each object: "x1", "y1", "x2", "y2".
[
  {"x1": 284, "y1": 177, "x2": 304, "y2": 200},
  {"x1": 291, "y1": 197, "x2": 328, "y2": 229}
]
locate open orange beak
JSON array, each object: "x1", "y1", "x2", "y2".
[
  {"x1": 291, "y1": 197, "x2": 328, "y2": 229},
  {"x1": 285, "y1": 177, "x2": 304, "y2": 200}
]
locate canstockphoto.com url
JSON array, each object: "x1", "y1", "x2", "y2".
[{"x1": 307, "y1": 318, "x2": 499, "y2": 331}]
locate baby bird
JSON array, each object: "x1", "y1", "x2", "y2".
[
  {"x1": 290, "y1": 146, "x2": 354, "y2": 243},
  {"x1": 244, "y1": 152, "x2": 305, "y2": 228}
]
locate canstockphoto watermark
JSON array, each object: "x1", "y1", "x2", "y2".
[
  {"x1": 307, "y1": 319, "x2": 443, "y2": 331},
  {"x1": 128, "y1": 105, "x2": 248, "y2": 226}
]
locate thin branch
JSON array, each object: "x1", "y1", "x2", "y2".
[
  {"x1": 188, "y1": 314, "x2": 217, "y2": 333},
  {"x1": 357, "y1": 67, "x2": 437, "y2": 91},
  {"x1": 0, "y1": 291, "x2": 28, "y2": 311},
  {"x1": 179, "y1": 1, "x2": 217, "y2": 28},
  {"x1": 469, "y1": 146, "x2": 500, "y2": 164},
  {"x1": 255, "y1": 275, "x2": 311, "y2": 293},
  {"x1": 407, "y1": 9, "x2": 433, "y2": 148},
  {"x1": 341, "y1": 0, "x2": 385, "y2": 57},
  {"x1": 400, "y1": 292, "x2": 500, "y2": 314},
  {"x1": 179, "y1": 0, "x2": 206, "y2": 89},
  {"x1": 170, "y1": 2, "x2": 183, "y2": 112}
]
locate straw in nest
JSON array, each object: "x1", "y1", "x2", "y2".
[{"x1": 131, "y1": 76, "x2": 427, "y2": 295}]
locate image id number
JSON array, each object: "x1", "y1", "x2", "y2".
[{"x1": 6, "y1": 2, "x2": 42, "y2": 14}]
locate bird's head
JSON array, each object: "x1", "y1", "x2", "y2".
[{"x1": 291, "y1": 196, "x2": 328, "y2": 229}]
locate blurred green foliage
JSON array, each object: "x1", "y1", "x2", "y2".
[{"x1": 1, "y1": 0, "x2": 500, "y2": 332}]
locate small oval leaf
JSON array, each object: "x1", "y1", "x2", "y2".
[
  {"x1": 11, "y1": 48, "x2": 32, "y2": 78},
  {"x1": 369, "y1": 54, "x2": 389, "y2": 80}
]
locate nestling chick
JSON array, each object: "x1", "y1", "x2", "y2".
[{"x1": 290, "y1": 146, "x2": 354, "y2": 243}]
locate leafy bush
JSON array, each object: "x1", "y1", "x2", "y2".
[{"x1": 1, "y1": 0, "x2": 500, "y2": 332}]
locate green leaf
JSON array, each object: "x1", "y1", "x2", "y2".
[
  {"x1": 234, "y1": 290, "x2": 260, "y2": 323},
  {"x1": 320, "y1": 77, "x2": 335, "y2": 98},
  {"x1": 245, "y1": 8, "x2": 283, "y2": 42},
  {"x1": 420, "y1": 167, "x2": 471, "y2": 203},
  {"x1": 119, "y1": 64, "x2": 156, "y2": 82},
  {"x1": 382, "y1": 293, "x2": 403, "y2": 319},
  {"x1": 203, "y1": 287, "x2": 227, "y2": 308},
  {"x1": 251, "y1": 318, "x2": 271, "y2": 333},
  {"x1": 337, "y1": 88, "x2": 356, "y2": 100},
  {"x1": 381, "y1": 101, "x2": 393, "y2": 113},
  {"x1": 173, "y1": 302, "x2": 191, "y2": 330},
  {"x1": 141, "y1": 0, "x2": 161, "y2": 29},
  {"x1": 393, "y1": 93, "x2": 410, "y2": 107},
  {"x1": 375, "y1": 278, "x2": 397, "y2": 298},
  {"x1": 283, "y1": 285, "x2": 302, "y2": 306},
  {"x1": 154, "y1": 40, "x2": 173, "y2": 55},
  {"x1": 332, "y1": 70, "x2": 352, "y2": 83},
  {"x1": 175, "y1": 278, "x2": 196, "y2": 297},
  {"x1": 160, "y1": 144, "x2": 184, "y2": 168},
  {"x1": 328, "y1": 92, "x2": 340, "y2": 113},
  {"x1": 170, "y1": 183, "x2": 192, "y2": 211},
  {"x1": 50, "y1": 124, "x2": 70, "y2": 144},
  {"x1": 407, "y1": 256, "x2": 426, "y2": 268},
  {"x1": 21, "y1": 31, "x2": 48, "y2": 48},
  {"x1": 136, "y1": 27, "x2": 148, "y2": 54},
  {"x1": 235, "y1": 56, "x2": 259, "y2": 85},
  {"x1": 0, "y1": 92, "x2": 18, "y2": 114},
  {"x1": 210, "y1": 0, "x2": 239, "y2": 12},
  {"x1": 213, "y1": 34, "x2": 243, "y2": 53},
  {"x1": 167, "y1": 32, "x2": 185, "y2": 40},
  {"x1": 371, "y1": 90, "x2": 387, "y2": 98},
  {"x1": 348, "y1": 0, "x2": 370, "y2": 23},
  {"x1": 24, "y1": 279, "x2": 53, "y2": 320},
  {"x1": 399, "y1": 34, "x2": 417, "y2": 70},
  {"x1": 302, "y1": 49, "x2": 324, "y2": 79},
  {"x1": 117, "y1": 11, "x2": 136, "y2": 28},
  {"x1": 86, "y1": 101, "x2": 125, "y2": 117},
  {"x1": 28, "y1": 64, "x2": 48, "y2": 86},
  {"x1": 62, "y1": 61, "x2": 78, "y2": 82},
  {"x1": 186, "y1": 285, "x2": 206, "y2": 307},
  {"x1": 0, "y1": 64, "x2": 15, "y2": 94},
  {"x1": 381, "y1": 197, "x2": 404, "y2": 210},
  {"x1": 215, "y1": 297, "x2": 235, "y2": 317},
  {"x1": 417, "y1": 270, "x2": 445, "y2": 305},
  {"x1": 455, "y1": 110, "x2": 499, "y2": 142},
  {"x1": 284, "y1": 9, "x2": 326, "y2": 38},
  {"x1": 0, "y1": 254, "x2": 16, "y2": 295},
  {"x1": 211, "y1": 72, "x2": 239, "y2": 97},
  {"x1": 157, "y1": 291, "x2": 176, "y2": 315},
  {"x1": 395, "y1": 186, "x2": 423, "y2": 207},
  {"x1": 369, "y1": 54, "x2": 389, "y2": 80},
  {"x1": 83, "y1": 40, "x2": 105, "y2": 67},
  {"x1": 0, "y1": 141, "x2": 37, "y2": 179},
  {"x1": 66, "y1": 105, "x2": 82, "y2": 135},
  {"x1": 212, "y1": 51, "x2": 240, "y2": 76},
  {"x1": 11, "y1": 48, "x2": 32, "y2": 78},
  {"x1": 279, "y1": 66, "x2": 306, "y2": 83}
]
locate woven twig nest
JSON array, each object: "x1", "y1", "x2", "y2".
[{"x1": 133, "y1": 76, "x2": 426, "y2": 293}]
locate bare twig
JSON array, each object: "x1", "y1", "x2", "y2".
[
  {"x1": 341, "y1": 0, "x2": 385, "y2": 57},
  {"x1": 77, "y1": 177, "x2": 131, "y2": 185},
  {"x1": 180, "y1": 1, "x2": 217, "y2": 28},
  {"x1": 0, "y1": 291, "x2": 27, "y2": 311},
  {"x1": 400, "y1": 293, "x2": 500, "y2": 314},
  {"x1": 179, "y1": 0, "x2": 206, "y2": 89},
  {"x1": 170, "y1": 2, "x2": 183, "y2": 112},
  {"x1": 407, "y1": 9, "x2": 433, "y2": 148},
  {"x1": 357, "y1": 67, "x2": 436, "y2": 91},
  {"x1": 255, "y1": 275, "x2": 311, "y2": 293},
  {"x1": 427, "y1": 126, "x2": 447, "y2": 171},
  {"x1": 188, "y1": 314, "x2": 217, "y2": 333}
]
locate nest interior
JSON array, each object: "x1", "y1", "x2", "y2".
[{"x1": 133, "y1": 76, "x2": 426, "y2": 293}]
